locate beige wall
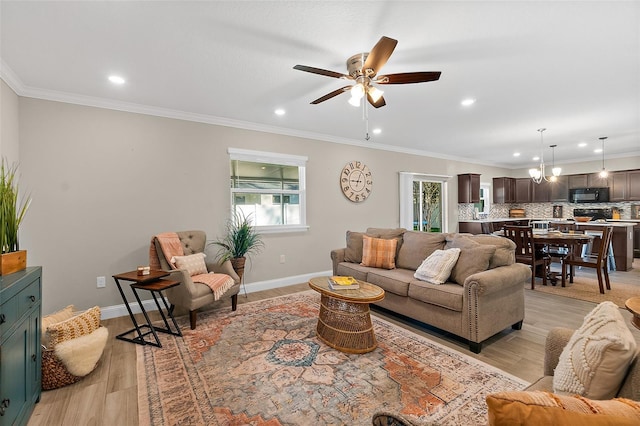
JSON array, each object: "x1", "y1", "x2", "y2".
[
  {"x1": 16, "y1": 97, "x2": 516, "y2": 314},
  {"x1": 0, "y1": 79, "x2": 20, "y2": 163},
  {"x1": 11, "y1": 94, "x2": 640, "y2": 315}
]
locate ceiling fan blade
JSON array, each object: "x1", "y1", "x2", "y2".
[
  {"x1": 310, "y1": 86, "x2": 352, "y2": 104},
  {"x1": 293, "y1": 65, "x2": 351, "y2": 80},
  {"x1": 367, "y1": 92, "x2": 386, "y2": 108},
  {"x1": 375, "y1": 71, "x2": 442, "y2": 84},
  {"x1": 362, "y1": 36, "x2": 398, "y2": 77}
]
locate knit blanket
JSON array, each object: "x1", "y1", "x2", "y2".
[
  {"x1": 192, "y1": 273, "x2": 236, "y2": 301},
  {"x1": 149, "y1": 232, "x2": 184, "y2": 270}
]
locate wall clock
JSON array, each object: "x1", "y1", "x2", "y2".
[{"x1": 340, "y1": 161, "x2": 372, "y2": 202}]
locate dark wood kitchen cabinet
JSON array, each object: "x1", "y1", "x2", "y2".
[
  {"x1": 532, "y1": 180, "x2": 550, "y2": 202},
  {"x1": 610, "y1": 171, "x2": 628, "y2": 202},
  {"x1": 569, "y1": 174, "x2": 588, "y2": 189},
  {"x1": 457, "y1": 174, "x2": 480, "y2": 203},
  {"x1": 492, "y1": 177, "x2": 515, "y2": 204},
  {"x1": 628, "y1": 170, "x2": 640, "y2": 201},
  {"x1": 549, "y1": 175, "x2": 569, "y2": 202},
  {"x1": 515, "y1": 178, "x2": 532, "y2": 203}
]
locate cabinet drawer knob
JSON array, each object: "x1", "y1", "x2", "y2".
[
  {"x1": 0, "y1": 314, "x2": 5, "y2": 324},
  {"x1": 0, "y1": 398, "x2": 10, "y2": 416},
  {"x1": 29, "y1": 295, "x2": 36, "y2": 302}
]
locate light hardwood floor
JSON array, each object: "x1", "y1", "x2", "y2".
[{"x1": 28, "y1": 261, "x2": 640, "y2": 425}]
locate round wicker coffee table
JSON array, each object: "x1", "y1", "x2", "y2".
[{"x1": 308, "y1": 276, "x2": 385, "y2": 354}]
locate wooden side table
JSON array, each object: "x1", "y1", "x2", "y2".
[
  {"x1": 625, "y1": 297, "x2": 640, "y2": 330},
  {"x1": 112, "y1": 270, "x2": 182, "y2": 347}
]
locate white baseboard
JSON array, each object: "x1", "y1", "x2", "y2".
[{"x1": 100, "y1": 270, "x2": 331, "y2": 320}]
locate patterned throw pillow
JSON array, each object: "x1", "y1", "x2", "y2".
[
  {"x1": 413, "y1": 248, "x2": 461, "y2": 284},
  {"x1": 553, "y1": 301, "x2": 637, "y2": 399},
  {"x1": 41, "y1": 304, "x2": 76, "y2": 347},
  {"x1": 486, "y1": 391, "x2": 640, "y2": 426},
  {"x1": 361, "y1": 235, "x2": 398, "y2": 270},
  {"x1": 171, "y1": 252, "x2": 208, "y2": 276},
  {"x1": 46, "y1": 306, "x2": 101, "y2": 348}
]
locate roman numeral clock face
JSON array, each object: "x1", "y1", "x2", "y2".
[{"x1": 340, "y1": 161, "x2": 372, "y2": 202}]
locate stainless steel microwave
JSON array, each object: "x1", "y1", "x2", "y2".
[{"x1": 569, "y1": 187, "x2": 610, "y2": 203}]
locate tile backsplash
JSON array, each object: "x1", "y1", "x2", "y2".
[{"x1": 458, "y1": 201, "x2": 638, "y2": 221}]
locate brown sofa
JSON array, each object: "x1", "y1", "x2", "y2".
[{"x1": 330, "y1": 228, "x2": 531, "y2": 353}]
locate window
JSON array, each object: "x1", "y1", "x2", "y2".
[
  {"x1": 228, "y1": 148, "x2": 308, "y2": 233},
  {"x1": 399, "y1": 172, "x2": 451, "y2": 233},
  {"x1": 474, "y1": 183, "x2": 491, "y2": 216}
]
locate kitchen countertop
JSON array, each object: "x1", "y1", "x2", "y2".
[{"x1": 459, "y1": 218, "x2": 638, "y2": 227}]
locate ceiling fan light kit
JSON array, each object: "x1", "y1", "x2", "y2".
[{"x1": 294, "y1": 36, "x2": 441, "y2": 111}]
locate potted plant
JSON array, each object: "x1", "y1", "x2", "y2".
[
  {"x1": 212, "y1": 211, "x2": 264, "y2": 282},
  {"x1": 0, "y1": 158, "x2": 31, "y2": 275}
]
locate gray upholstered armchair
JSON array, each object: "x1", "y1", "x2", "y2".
[{"x1": 151, "y1": 230, "x2": 241, "y2": 329}]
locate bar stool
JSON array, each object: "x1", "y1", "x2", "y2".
[{"x1": 581, "y1": 230, "x2": 616, "y2": 271}]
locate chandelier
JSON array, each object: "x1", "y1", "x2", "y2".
[{"x1": 529, "y1": 128, "x2": 561, "y2": 184}]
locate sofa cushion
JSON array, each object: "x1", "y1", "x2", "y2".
[
  {"x1": 448, "y1": 242, "x2": 496, "y2": 285},
  {"x1": 336, "y1": 262, "x2": 373, "y2": 282},
  {"x1": 171, "y1": 252, "x2": 208, "y2": 276},
  {"x1": 366, "y1": 227, "x2": 405, "y2": 259},
  {"x1": 553, "y1": 301, "x2": 637, "y2": 400},
  {"x1": 408, "y1": 280, "x2": 464, "y2": 312},
  {"x1": 46, "y1": 306, "x2": 102, "y2": 348},
  {"x1": 486, "y1": 391, "x2": 640, "y2": 426},
  {"x1": 366, "y1": 268, "x2": 415, "y2": 297},
  {"x1": 396, "y1": 231, "x2": 447, "y2": 270},
  {"x1": 413, "y1": 248, "x2": 461, "y2": 284},
  {"x1": 344, "y1": 231, "x2": 366, "y2": 263},
  {"x1": 446, "y1": 234, "x2": 515, "y2": 269},
  {"x1": 361, "y1": 235, "x2": 397, "y2": 269}
]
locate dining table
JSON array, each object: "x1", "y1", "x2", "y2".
[{"x1": 531, "y1": 231, "x2": 592, "y2": 287}]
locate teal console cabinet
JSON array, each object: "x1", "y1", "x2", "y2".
[{"x1": 0, "y1": 267, "x2": 42, "y2": 426}]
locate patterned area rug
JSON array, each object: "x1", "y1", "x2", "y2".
[
  {"x1": 527, "y1": 276, "x2": 638, "y2": 308},
  {"x1": 137, "y1": 291, "x2": 528, "y2": 425}
]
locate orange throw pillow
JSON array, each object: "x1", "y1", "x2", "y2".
[
  {"x1": 486, "y1": 391, "x2": 640, "y2": 426},
  {"x1": 361, "y1": 235, "x2": 397, "y2": 270}
]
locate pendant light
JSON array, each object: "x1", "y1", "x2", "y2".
[
  {"x1": 598, "y1": 136, "x2": 608, "y2": 178},
  {"x1": 549, "y1": 144, "x2": 561, "y2": 182}
]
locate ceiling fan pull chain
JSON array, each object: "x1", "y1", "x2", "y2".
[{"x1": 364, "y1": 99, "x2": 370, "y2": 140}]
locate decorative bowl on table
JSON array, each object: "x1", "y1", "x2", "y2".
[{"x1": 574, "y1": 216, "x2": 592, "y2": 222}]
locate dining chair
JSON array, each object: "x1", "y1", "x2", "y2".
[
  {"x1": 503, "y1": 225, "x2": 550, "y2": 289},
  {"x1": 561, "y1": 225, "x2": 613, "y2": 294}
]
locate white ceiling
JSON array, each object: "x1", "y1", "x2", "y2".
[{"x1": 1, "y1": 1, "x2": 639, "y2": 169}]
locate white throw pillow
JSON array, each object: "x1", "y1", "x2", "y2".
[
  {"x1": 413, "y1": 248, "x2": 461, "y2": 284},
  {"x1": 553, "y1": 301, "x2": 637, "y2": 400},
  {"x1": 171, "y1": 253, "x2": 208, "y2": 276}
]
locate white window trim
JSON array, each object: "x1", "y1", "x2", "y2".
[
  {"x1": 399, "y1": 172, "x2": 451, "y2": 233},
  {"x1": 228, "y1": 148, "x2": 309, "y2": 234}
]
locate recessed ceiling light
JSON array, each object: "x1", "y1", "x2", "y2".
[
  {"x1": 274, "y1": 108, "x2": 285, "y2": 116},
  {"x1": 513, "y1": 152, "x2": 520, "y2": 157},
  {"x1": 108, "y1": 75, "x2": 125, "y2": 85},
  {"x1": 594, "y1": 148, "x2": 603, "y2": 153},
  {"x1": 578, "y1": 142, "x2": 587, "y2": 147},
  {"x1": 461, "y1": 98, "x2": 475, "y2": 106},
  {"x1": 372, "y1": 128, "x2": 382, "y2": 134},
  {"x1": 533, "y1": 156, "x2": 540, "y2": 161}
]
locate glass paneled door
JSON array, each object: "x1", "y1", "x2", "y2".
[
  {"x1": 399, "y1": 172, "x2": 449, "y2": 233},
  {"x1": 413, "y1": 180, "x2": 443, "y2": 232}
]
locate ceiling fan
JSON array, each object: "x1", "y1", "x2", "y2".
[{"x1": 294, "y1": 36, "x2": 441, "y2": 108}]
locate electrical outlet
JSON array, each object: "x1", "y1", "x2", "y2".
[
  {"x1": 279, "y1": 254, "x2": 286, "y2": 264},
  {"x1": 97, "y1": 276, "x2": 106, "y2": 288}
]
